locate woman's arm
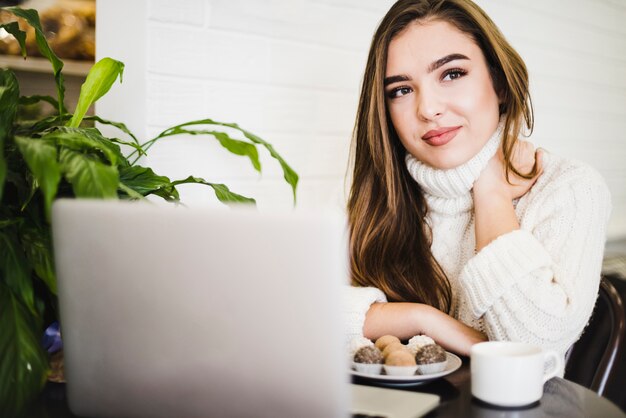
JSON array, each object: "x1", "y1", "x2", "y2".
[
  {"x1": 463, "y1": 148, "x2": 611, "y2": 357},
  {"x1": 363, "y1": 302, "x2": 486, "y2": 356}
]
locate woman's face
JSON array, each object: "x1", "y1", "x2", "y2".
[{"x1": 385, "y1": 19, "x2": 501, "y2": 169}]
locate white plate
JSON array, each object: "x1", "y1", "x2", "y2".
[{"x1": 350, "y1": 352, "x2": 462, "y2": 386}]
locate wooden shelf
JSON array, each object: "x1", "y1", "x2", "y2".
[{"x1": 0, "y1": 54, "x2": 93, "y2": 76}]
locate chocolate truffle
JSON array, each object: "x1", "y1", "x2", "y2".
[
  {"x1": 385, "y1": 350, "x2": 417, "y2": 367},
  {"x1": 354, "y1": 346, "x2": 383, "y2": 364},
  {"x1": 415, "y1": 344, "x2": 447, "y2": 365},
  {"x1": 348, "y1": 336, "x2": 375, "y2": 358},
  {"x1": 375, "y1": 335, "x2": 401, "y2": 351}
]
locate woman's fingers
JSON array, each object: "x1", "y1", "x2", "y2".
[
  {"x1": 474, "y1": 140, "x2": 544, "y2": 200},
  {"x1": 503, "y1": 141, "x2": 544, "y2": 199},
  {"x1": 534, "y1": 147, "x2": 544, "y2": 177},
  {"x1": 512, "y1": 140, "x2": 537, "y2": 175}
]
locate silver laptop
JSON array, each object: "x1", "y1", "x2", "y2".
[{"x1": 52, "y1": 199, "x2": 439, "y2": 418}]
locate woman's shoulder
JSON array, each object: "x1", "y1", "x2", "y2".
[
  {"x1": 524, "y1": 150, "x2": 612, "y2": 218},
  {"x1": 538, "y1": 150, "x2": 608, "y2": 191},
  {"x1": 520, "y1": 150, "x2": 612, "y2": 223}
]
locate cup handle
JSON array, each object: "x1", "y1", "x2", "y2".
[{"x1": 542, "y1": 350, "x2": 563, "y2": 384}]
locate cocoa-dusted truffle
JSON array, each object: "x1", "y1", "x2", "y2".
[
  {"x1": 375, "y1": 335, "x2": 401, "y2": 351},
  {"x1": 354, "y1": 346, "x2": 383, "y2": 364},
  {"x1": 382, "y1": 342, "x2": 408, "y2": 359},
  {"x1": 385, "y1": 350, "x2": 417, "y2": 367},
  {"x1": 348, "y1": 336, "x2": 375, "y2": 358},
  {"x1": 415, "y1": 344, "x2": 447, "y2": 365}
]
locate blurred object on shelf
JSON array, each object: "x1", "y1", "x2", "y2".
[
  {"x1": 48, "y1": 350, "x2": 65, "y2": 383},
  {"x1": 0, "y1": 0, "x2": 94, "y2": 61},
  {"x1": 0, "y1": 1, "x2": 25, "y2": 7}
]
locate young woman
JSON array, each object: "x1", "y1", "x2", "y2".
[{"x1": 346, "y1": 0, "x2": 612, "y2": 369}]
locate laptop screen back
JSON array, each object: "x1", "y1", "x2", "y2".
[{"x1": 52, "y1": 199, "x2": 349, "y2": 418}]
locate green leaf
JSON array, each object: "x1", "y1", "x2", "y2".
[
  {"x1": 84, "y1": 115, "x2": 140, "y2": 145},
  {"x1": 19, "y1": 94, "x2": 60, "y2": 111},
  {"x1": 4, "y1": 168, "x2": 33, "y2": 210},
  {"x1": 234, "y1": 126, "x2": 299, "y2": 203},
  {"x1": 118, "y1": 183, "x2": 146, "y2": 200},
  {"x1": 148, "y1": 119, "x2": 298, "y2": 203},
  {"x1": 18, "y1": 114, "x2": 144, "y2": 155},
  {"x1": 0, "y1": 21, "x2": 26, "y2": 57},
  {"x1": 14, "y1": 136, "x2": 61, "y2": 219},
  {"x1": 0, "y1": 229, "x2": 34, "y2": 314},
  {"x1": 118, "y1": 165, "x2": 179, "y2": 201},
  {"x1": 0, "y1": 282, "x2": 48, "y2": 417},
  {"x1": 19, "y1": 175, "x2": 39, "y2": 212},
  {"x1": 170, "y1": 176, "x2": 256, "y2": 206},
  {"x1": 68, "y1": 58, "x2": 124, "y2": 128},
  {"x1": 14, "y1": 114, "x2": 72, "y2": 136},
  {"x1": 211, "y1": 131, "x2": 261, "y2": 171},
  {"x1": 44, "y1": 127, "x2": 122, "y2": 166},
  {"x1": 59, "y1": 148, "x2": 119, "y2": 198},
  {"x1": 4, "y1": 7, "x2": 66, "y2": 114},
  {"x1": 0, "y1": 219, "x2": 21, "y2": 229},
  {"x1": 19, "y1": 224, "x2": 56, "y2": 295},
  {"x1": 149, "y1": 126, "x2": 261, "y2": 173},
  {"x1": 0, "y1": 69, "x2": 20, "y2": 202}
]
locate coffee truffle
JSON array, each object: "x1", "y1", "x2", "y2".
[
  {"x1": 385, "y1": 350, "x2": 417, "y2": 367},
  {"x1": 354, "y1": 346, "x2": 383, "y2": 364},
  {"x1": 415, "y1": 344, "x2": 447, "y2": 365},
  {"x1": 375, "y1": 335, "x2": 401, "y2": 351},
  {"x1": 382, "y1": 342, "x2": 407, "y2": 359}
]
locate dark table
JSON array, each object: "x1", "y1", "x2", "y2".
[
  {"x1": 353, "y1": 359, "x2": 626, "y2": 418},
  {"x1": 26, "y1": 359, "x2": 626, "y2": 417}
]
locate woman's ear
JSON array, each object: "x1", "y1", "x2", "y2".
[
  {"x1": 498, "y1": 91, "x2": 507, "y2": 115},
  {"x1": 488, "y1": 65, "x2": 507, "y2": 115}
]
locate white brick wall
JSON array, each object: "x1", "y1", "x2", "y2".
[
  {"x1": 474, "y1": 0, "x2": 626, "y2": 239},
  {"x1": 97, "y1": 0, "x2": 626, "y2": 239}
]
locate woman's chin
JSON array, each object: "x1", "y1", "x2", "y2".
[{"x1": 423, "y1": 154, "x2": 473, "y2": 170}]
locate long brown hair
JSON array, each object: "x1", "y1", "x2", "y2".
[{"x1": 348, "y1": 0, "x2": 534, "y2": 312}]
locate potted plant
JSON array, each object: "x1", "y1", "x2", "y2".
[{"x1": 0, "y1": 7, "x2": 298, "y2": 415}]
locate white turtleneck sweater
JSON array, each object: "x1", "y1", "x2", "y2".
[{"x1": 345, "y1": 128, "x2": 612, "y2": 371}]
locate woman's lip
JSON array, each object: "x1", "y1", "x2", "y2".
[{"x1": 421, "y1": 126, "x2": 461, "y2": 146}]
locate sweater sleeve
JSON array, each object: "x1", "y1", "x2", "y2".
[
  {"x1": 459, "y1": 161, "x2": 612, "y2": 357},
  {"x1": 343, "y1": 285, "x2": 387, "y2": 342}
]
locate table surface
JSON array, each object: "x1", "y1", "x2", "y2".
[
  {"x1": 353, "y1": 360, "x2": 626, "y2": 418},
  {"x1": 27, "y1": 359, "x2": 626, "y2": 418}
]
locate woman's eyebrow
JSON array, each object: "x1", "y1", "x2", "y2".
[
  {"x1": 384, "y1": 75, "x2": 411, "y2": 86},
  {"x1": 384, "y1": 53, "x2": 470, "y2": 86},
  {"x1": 427, "y1": 53, "x2": 469, "y2": 73}
]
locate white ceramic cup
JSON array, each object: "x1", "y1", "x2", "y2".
[{"x1": 470, "y1": 341, "x2": 563, "y2": 407}]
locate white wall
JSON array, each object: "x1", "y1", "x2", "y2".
[
  {"x1": 97, "y1": 0, "x2": 626, "y2": 239},
  {"x1": 475, "y1": 0, "x2": 626, "y2": 239},
  {"x1": 97, "y1": 0, "x2": 394, "y2": 213}
]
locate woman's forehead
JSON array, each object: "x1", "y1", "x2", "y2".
[{"x1": 386, "y1": 20, "x2": 482, "y2": 73}]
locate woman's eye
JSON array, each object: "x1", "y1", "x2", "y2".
[
  {"x1": 387, "y1": 86, "x2": 412, "y2": 99},
  {"x1": 442, "y1": 68, "x2": 467, "y2": 81}
]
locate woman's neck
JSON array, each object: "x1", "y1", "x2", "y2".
[{"x1": 405, "y1": 123, "x2": 503, "y2": 214}]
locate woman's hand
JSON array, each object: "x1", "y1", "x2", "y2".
[
  {"x1": 474, "y1": 141, "x2": 543, "y2": 200},
  {"x1": 363, "y1": 302, "x2": 487, "y2": 356},
  {"x1": 472, "y1": 141, "x2": 543, "y2": 251}
]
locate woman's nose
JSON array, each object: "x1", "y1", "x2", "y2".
[{"x1": 416, "y1": 88, "x2": 444, "y2": 121}]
